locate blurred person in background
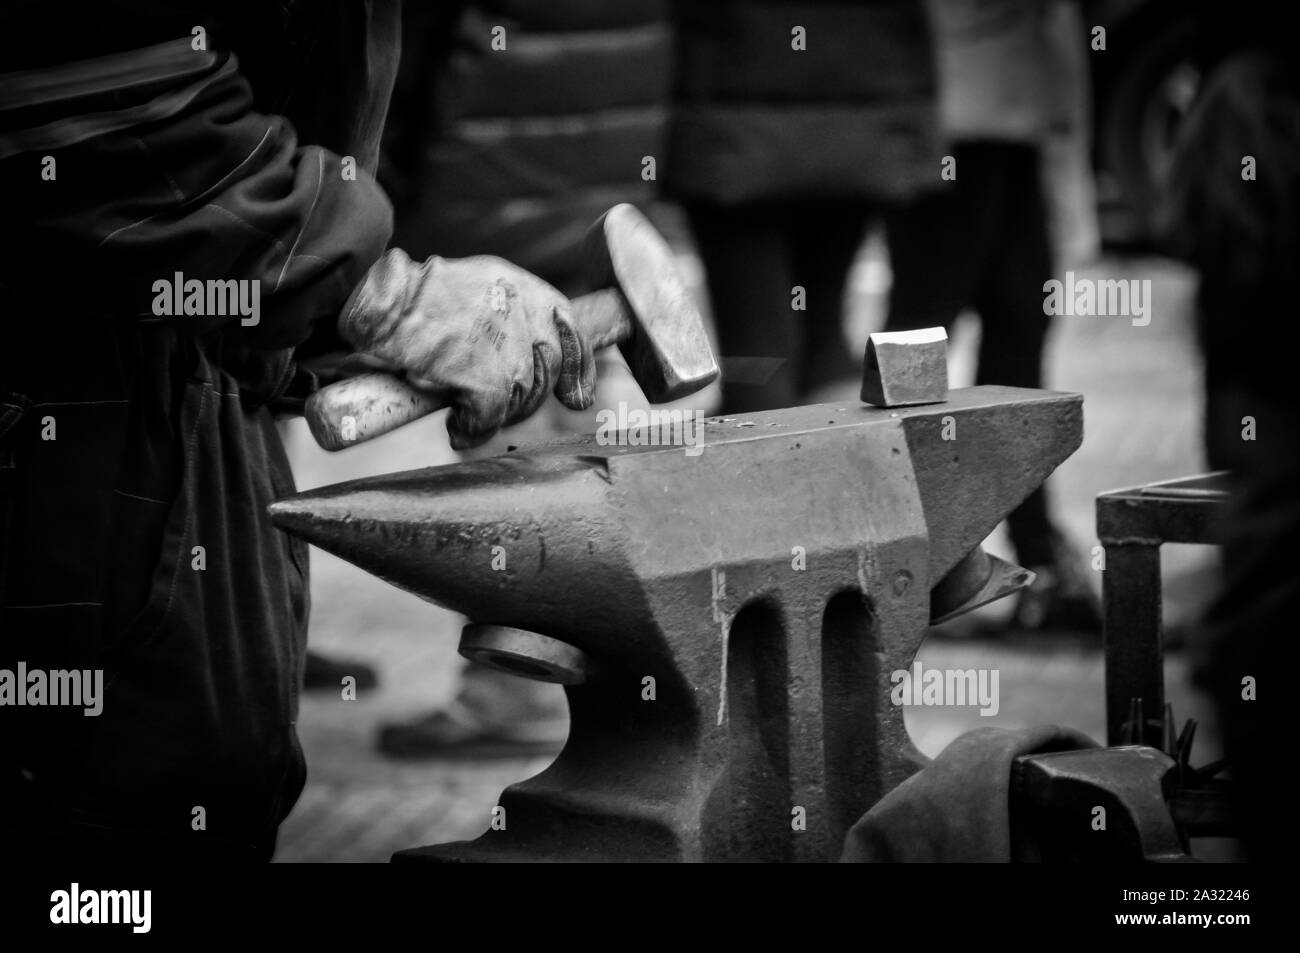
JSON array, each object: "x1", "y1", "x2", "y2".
[
  {"x1": 885, "y1": 0, "x2": 1102, "y2": 636},
  {"x1": 1159, "y1": 1, "x2": 1295, "y2": 863},
  {"x1": 375, "y1": 0, "x2": 676, "y2": 759},
  {"x1": 664, "y1": 0, "x2": 942, "y2": 413}
]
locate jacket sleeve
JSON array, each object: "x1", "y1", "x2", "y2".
[{"x1": 0, "y1": 45, "x2": 393, "y2": 350}]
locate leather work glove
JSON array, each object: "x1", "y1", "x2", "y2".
[{"x1": 339, "y1": 249, "x2": 597, "y2": 448}]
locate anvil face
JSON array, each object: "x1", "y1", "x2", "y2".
[{"x1": 271, "y1": 385, "x2": 1082, "y2": 862}]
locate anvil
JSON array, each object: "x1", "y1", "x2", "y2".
[{"x1": 270, "y1": 385, "x2": 1082, "y2": 861}]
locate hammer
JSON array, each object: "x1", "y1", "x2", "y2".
[{"x1": 305, "y1": 204, "x2": 718, "y2": 451}]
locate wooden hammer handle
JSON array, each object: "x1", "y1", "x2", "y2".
[
  {"x1": 305, "y1": 288, "x2": 629, "y2": 451},
  {"x1": 305, "y1": 372, "x2": 446, "y2": 451}
]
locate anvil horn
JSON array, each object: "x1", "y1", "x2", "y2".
[{"x1": 267, "y1": 453, "x2": 640, "y2": 637}]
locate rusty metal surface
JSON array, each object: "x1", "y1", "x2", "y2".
[
  {"x1": 1011, "y1": 746, "x2": 1189, "y2": 862},
  {"x1": 860, "y1": 328, "x2": 949, "y2": 408},
  {"x1": 1097, "y1": 471, "x2": 1230, "y2": 546},
  {"x1": 1097, "y1": 472, "x2": 1230, "y2": 747},
  {"x1": 271, "y1": 384, "x2": 1083, "y2": 861}
]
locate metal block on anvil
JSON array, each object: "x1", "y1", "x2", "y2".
[
  {"x1": 269, "y1": 384, "x2": 1083, "y2": 862},
  {"x1": 861, "y1": 327, "x2": 949, "y2": 407}
]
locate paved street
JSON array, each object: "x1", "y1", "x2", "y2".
[{"x1": 275, "y1": 241, "x2": 1225, "y2": 862}]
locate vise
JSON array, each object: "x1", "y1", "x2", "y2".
[{"x1": 271, "y1": 384, "x2": 1082, "y2": 861}]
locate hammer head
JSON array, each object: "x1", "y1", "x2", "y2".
[{"x1": 585, "y1": 204, "x2": 718, "y2": 402}]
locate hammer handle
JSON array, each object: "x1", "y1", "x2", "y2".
[{"x1": 305, "y1": 288, "x2": 629, "y2": 451}]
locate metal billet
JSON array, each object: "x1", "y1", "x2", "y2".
[{"x1": 860, "y1": 327, "x2": 949, "y2": 408}]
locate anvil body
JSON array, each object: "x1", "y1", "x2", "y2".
[{"x1": 271, "y1": 385, "x2": 1082, "y2": 861}]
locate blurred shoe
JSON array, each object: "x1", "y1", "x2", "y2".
[
  {"x1": 1160, "y1": 620, "x2": 1191, "y2": 651},
  {"x1": 377, "y1": 701, "x2": 568, "y2": 759},
  {"x1": 303, "y1": 650, "x2": 379, "y2": 692},
  {"x1": 378, "y1": 667, "x2": 568, "y2": 759}
]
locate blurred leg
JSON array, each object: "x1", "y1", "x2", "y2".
[
  {"x1": 970, "y1": 144, "x2": 1057, "y2": 568},
  {"x1": 970, "y1": 143, "x2": 1098, "y2": 631},
  {"x1": 787, "y1": 201, "x2": 869, "y2": 396},
  {"x1": 970, "y1": 144, "x2": 1052, "y2": 391},
  {"x1": 275, "y1": 419, "x2": 381, "y2": 693},
  {"x1": 377, "y1": 656, "x2": 569, "y2": 759},
  {"x1": 686, "y1": 202, "x2": 800, "y2": 413},
  {"x1": 884, "y1": 155, "x2": 986, "y2": 333}
]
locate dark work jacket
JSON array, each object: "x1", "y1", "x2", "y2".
[
  {"x1": 665, "y1": 0, "x2": 941, "y2": 206},
  {"x1": 385, "y1": 0, "x2": 670, "y2": 294},
  {"x1": 0, "y1": 1, "x2": 399, "y2": 855}
]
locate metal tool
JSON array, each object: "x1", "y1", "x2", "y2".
[
  {"x1": 271, "y1": 378, "x2": 1082, "y2": 861},
  {"x1": 305, "y1": 204, "x2": 718, "y2": 450},
  {"x1": 1097, "y1": 472, "x2": 1229, "y2": 747},
  {"x1": 1011, "y1": 746, "x2": 1191, "y2": 862}
]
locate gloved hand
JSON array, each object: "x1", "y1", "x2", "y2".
[{"x1": 339, "y1": 249, "x2": 596, "y2": 448}]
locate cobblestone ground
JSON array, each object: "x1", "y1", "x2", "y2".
[{"x1": 276, "y1": 243, "x2": 1224, "y2": 862}]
